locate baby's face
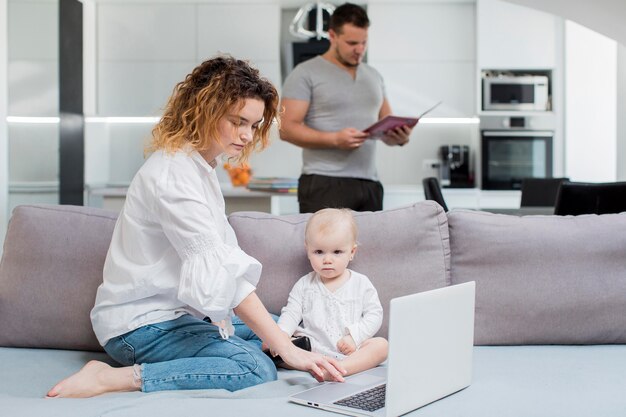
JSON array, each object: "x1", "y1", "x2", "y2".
[{"x1": 306, "y1": 227, "x2": 356, "y2": 282}]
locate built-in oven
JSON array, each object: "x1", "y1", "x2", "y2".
[{"x1": 480, "y1": 115, "x2": 555, "y2": 190}]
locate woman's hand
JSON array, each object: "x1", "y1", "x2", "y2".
[
  {"x1": 278, "y1": 344, "x2": 347, "y2": 383},
  {"x1": 232, "y1": 293, "x2": 346, "y2": 382}
]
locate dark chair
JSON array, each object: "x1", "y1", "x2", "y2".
[
  {"x1": 554, "y1": 181, "x2": 626, "y2": 215},
  {"x1": 520, "y1": 177, "x2": 569, "y2": 207},
  {"x1": 422, "y1": 177, "x2": 449, "y2": 212}
]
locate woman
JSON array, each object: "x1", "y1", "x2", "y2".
[{"x1": 47, "y1": 56, "x2": 345, "y2": 398}]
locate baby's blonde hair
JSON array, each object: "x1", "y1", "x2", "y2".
[{"x1": 305, "y1": 208, "x2": 358, "y2": 245}]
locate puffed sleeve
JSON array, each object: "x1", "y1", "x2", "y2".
[
  {"x1": 345, "y1": 276, "x2": 384, "y2": 347},
  {"x1": 156, "y1": 176, "x2": 260, "y2": 322}
]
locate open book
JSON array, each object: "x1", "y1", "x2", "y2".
[{"x1": 364, "y1": 101, "x2": 442, "y2": 138}]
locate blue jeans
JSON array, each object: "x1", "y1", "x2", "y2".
[{"x1": 104, "y1": 314, "x2": 277, "y2": 392}]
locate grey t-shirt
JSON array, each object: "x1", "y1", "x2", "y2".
[{"x1": 282, "y1": 56, "x2": 386, "y2": 181}]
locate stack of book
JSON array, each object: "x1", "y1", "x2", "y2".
[{"x1": 247, "y1": 177, "x2": 298, "y2": 193}]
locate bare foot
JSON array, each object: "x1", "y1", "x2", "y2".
[{"x1": 46, "y1": 360, "x2": 138, "y2": 398}]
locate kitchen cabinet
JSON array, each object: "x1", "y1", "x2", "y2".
[
  {"x1": 369, "y1": 1, "x2": 476, "y2": 117},
  {"x1": 476, "y1": 0, "x2": 566, "y2": 181},
  {"x1": 96, "y1": 2, "x2": 280, "y2": 117},
  {"x1": 477, "y1": 0, "x2": 560, "y2": 69}
]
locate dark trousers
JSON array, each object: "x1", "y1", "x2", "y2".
[{"x1": 297, "y1": 174, "x2": 384, "y2": 213}]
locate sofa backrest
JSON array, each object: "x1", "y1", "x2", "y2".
[
  {"x1": 0, "y1": 205, "x2": 117, "y2": 351},
  {"x1": 448, "y1": 210, "x2": 626, "y2": 345},
  {"x1": 229, "y1": 202, "x2": 451, "y2": 338},
  {"x1": 4, "y1": 202, "x2": 621, "y2": 351},
  {"x1": 0, "y1": 202, "x2": 449, "y2": 351}
]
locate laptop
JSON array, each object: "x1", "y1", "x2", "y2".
[{"x1": 289, "y1": 281, "x2": 476, "y2": 417}]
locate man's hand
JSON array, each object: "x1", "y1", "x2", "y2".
[
  {"x1": 334, "y1": 128, "x2": 368, "y2": 150},
  {"x1": 337, "y1": 335, "x2": 357, "y2": 355},
  {"x1": 382, "y1": 125, "x2": 412, "y2": 147}
]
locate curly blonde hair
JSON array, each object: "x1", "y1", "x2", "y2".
[{"x1": 148, "y1": 55, "x2": 279, "y2": 162}]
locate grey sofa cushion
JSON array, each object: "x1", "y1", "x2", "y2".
[
  {"x1": 448, "y1": 210, "x2": 626, "y2": 345},
  {"x1": 0, "y1": 205, "x2": 118, "y2": 351},
  {"x1": 229, "y1": 201, "x2": 451, "y2": 338}
]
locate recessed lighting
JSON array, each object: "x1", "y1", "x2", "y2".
[
  {"x1": 420, "y1": 117, "x2": 480, "y2": 124},
  {"x1": 6, "y1": 116, "x2": 60, "y2": 124}
]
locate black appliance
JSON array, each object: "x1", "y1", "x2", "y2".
[
  {"x1": 439, "y1": 145, "x2": 472, "y2": 188},
  {"x1": 292, "y1": 39, "x2": 329, "y2": 67},
  {"x1": 480, "y1": 116, "x2": 554, "y2": 190},
  {"x1": 290, "y1": 5, "x2": 331, "y2": 69}
]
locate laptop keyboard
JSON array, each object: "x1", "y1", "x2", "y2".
[{"x1": 334, "y1": 384, "x2": 386, "y2": 412}]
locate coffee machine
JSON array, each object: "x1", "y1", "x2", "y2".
[{"x1": 439, "y1": 145, "x2": 472, "y2": 188}]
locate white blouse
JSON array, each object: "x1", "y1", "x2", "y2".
[
  {"x1": 277, "y1": 270, "x2": 383, "y2": 359},
  {"x1": 91, "y1": 149, "x2": 260, "y2": 346}
]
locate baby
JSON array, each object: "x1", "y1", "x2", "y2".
[{"x1": 277, "y1": 208, "x2": 388, "y2": 378}]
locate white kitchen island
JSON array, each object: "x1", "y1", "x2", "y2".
[{"x1": 86, "y1": 184, "x2": 528, "y2": 215}]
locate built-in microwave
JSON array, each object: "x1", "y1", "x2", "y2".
[{"x1": 483, "y1": 75, "x2": 549, "y2": 111}]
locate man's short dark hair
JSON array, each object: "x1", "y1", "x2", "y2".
[{"x1": 329, "y1": 3, "x2": 370, "y2": 33}]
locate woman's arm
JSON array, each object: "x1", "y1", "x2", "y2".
[{"x1": 234, "y1": 291, "x2": 346, "y2": 382}]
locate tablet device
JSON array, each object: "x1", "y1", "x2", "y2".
[
  {"x1": 364, "y1": 116, "x2": 419, "y2": 137},
  {"x1": 364, "y1": 101, "x2": 442, "y2": 138}
]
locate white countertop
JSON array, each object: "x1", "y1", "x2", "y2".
[
  {"x1": 87, "y1": 184, "x2": 296, "y2": 198},
  {"x1": 85, "y1": 183, "x2": 524, "y2": 213}
]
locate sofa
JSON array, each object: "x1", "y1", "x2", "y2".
[{"x1": 1, "y1": 202, "x2": 625, "y2": 417}]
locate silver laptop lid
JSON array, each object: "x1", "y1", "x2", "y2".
[
  {"x1": 288, "y1": 282, "x2": 475, "y2": 417},
  {"x1": 385, "y1": 281, "x2": 475, "y2": 417}
]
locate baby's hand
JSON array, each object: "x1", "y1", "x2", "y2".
[{"x1": 337, "y1": 335, "x2": 357, "y2": 355}]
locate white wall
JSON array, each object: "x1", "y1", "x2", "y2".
[
  {"x1": 618, "y1": 43, "x2": 626, "y2": 181},
  {"x1": 565, "y1": 21, "x2": 617, "y2": 182},
  {"x1": 502, "y1": 0, "x2": 626, "y2": 48},
  {"x1": 6, "y1": 0, "x2": 59, "y2": 213},
  {"x1": 368, "y1": 1, "x2": 479, "y2": 185},
  {"x1": 478, "y1": 0, "x2": 557, "y2": 69},
  {"x1": 3, "y1": 0, "x2": 61, "y2": 247},
  {"x1": 85, "y1": 1, "x2": 480, "y2": 188},
  {"x1": 93, "y1": 2, "x2": 281, "y2": 115},
  {"x1": 85, "y1": 2, "x2": 282, "y2": 187},
  {"x1": 1, "y1": 0, "x2": 8, "y2": 248}
]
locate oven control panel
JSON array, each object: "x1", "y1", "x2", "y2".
[{"x1": 480, "y1": 114, "x2": 556, "y2": 131}]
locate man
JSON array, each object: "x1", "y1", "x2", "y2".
[{"x1": 280, "y1": 3, "x2": 413, "y2": 213}]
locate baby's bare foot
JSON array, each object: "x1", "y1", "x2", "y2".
[{"x1": 46, "y1": 360, "x2": 137, "y2": 398}]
